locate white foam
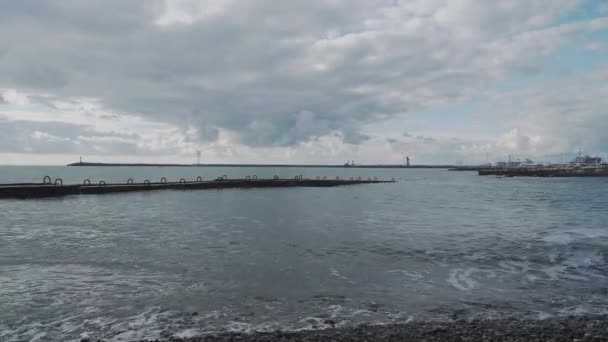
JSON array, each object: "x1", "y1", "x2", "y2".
[
  {"x1": 447, "y1": 268, "x2": 479, "y2": 291},
  {"x1": 329, "y1": 268, "x2": 353, "y2": 283},
  {"x1": 173, "y1": 328, "x2": 202, "y2": 339},
  {"x1": 563, "y1": 252, "x2": 605, "y2": 271},
  {"x1": 295, "y1": 317, "x2": 327, "y2": 331},
  {"x1": 225, "y1": 321, "x2": 253, "y2": 333},
  {"x1": 387, "y1": 270, "x2": 425, "y2": 280},
  {"x1": 541, "y1": 265, "x2": 589, "y2": 281},
  {"x1": 535, "y1": 311, "x2": 554, "y2": 320},
  {"x1": 556, "y1": 305, "x2": 608, "y2": 317},
  {"x1": 540, "y1": 250, "x2": 606, "y2": 282},
  {"x1": 525, "y1": 274, "x2": 540, "y2": 282},
  {"x1": 541, "y1": 233, "x2": 575, "y2": 245},
  {"x1": 351, "y1": 309, "x2": 373, "y2": 316},
  {"x1": 498, "y1": 260, "x2": 530, "y2": 274},
  {"x1": 327, "y1": 304, "x2": 344, "y2": 318}
]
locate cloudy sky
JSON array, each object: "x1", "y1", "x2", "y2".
[{"x1": 1, "y1": 0, "x2": 607, "y2": 165}]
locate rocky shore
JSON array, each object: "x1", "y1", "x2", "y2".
[{"x1": 96, "y1": 317, "x2": 608, "y2": 342}]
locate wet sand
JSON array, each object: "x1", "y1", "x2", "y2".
[{"x1": 103, "y1": 316, "x2": 608, "y2": 342}]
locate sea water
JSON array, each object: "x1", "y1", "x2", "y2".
[{"x1": 1, "y1": 166, "x2": 607, "y2": 341}]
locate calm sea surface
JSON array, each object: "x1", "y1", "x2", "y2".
[{"x1": 1, "y1": 166, "x2": 607, "y2": 341}]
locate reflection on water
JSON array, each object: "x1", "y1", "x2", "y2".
[{"x1": 1, "y1": 167, "x2": 607, "y2": 341}]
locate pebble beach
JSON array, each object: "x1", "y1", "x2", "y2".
[{"x1": 116, "y1": 317, "x2": 608, "y2": 342}]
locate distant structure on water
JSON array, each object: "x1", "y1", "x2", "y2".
[
  {"x1": 491, "y1": 155, "x2": 604, "y2": 168},
  {"x1": 494, "y1": 157, "x2": 537, "y2": 168},
  {"x1": 478, "y1": 153, "x2": 607, "y2": 177},
  {"x1": 570, "y1": 155, "x2": 602, "y2": 166}
]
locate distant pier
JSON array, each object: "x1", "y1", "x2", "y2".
[
  {"x1": 478, "y1": 166, "x2": 608, "y2": 177},
  {"x1": 0, "y1": 176, "x2": 395, "y2": 199},
  {"x1": 67, "y1": 162, "x2": 454, "y2": 169},
  {"x1": 448, "y1": 166, "x2": 480, "y2": 171}
]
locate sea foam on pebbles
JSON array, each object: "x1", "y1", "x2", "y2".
[{"x1": 81, "y1": 316, "x2": 608, "y2": 342}]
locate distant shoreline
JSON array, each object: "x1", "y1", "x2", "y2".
[{"x1": 67, "y1": 162, "x2": 456, "y2": 169}]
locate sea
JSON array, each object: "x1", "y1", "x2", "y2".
[{"x1": 1, "y1": 166, "x2": 607, "y2": 341}]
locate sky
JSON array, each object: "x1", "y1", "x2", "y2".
[{"x1": 1, "y1": 0, "x2": 607, "y2": 165}]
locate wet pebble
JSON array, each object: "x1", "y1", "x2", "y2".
[{"x1": 94, "y1": 316, "x2": 608, "y2": 342}]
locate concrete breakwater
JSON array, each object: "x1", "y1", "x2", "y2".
[
  {"x1": 478, "y1": 166, "x2": 608, "y2": 177},
  {"x1": 448, "y1": 166, "x2": 480, "y2": 171},
  {"x1": 68, "y1": 162, "x2": 453, "y2": 169},
  {"x1": 0, "y1": 176, "x2": 395, "y2": 199}
]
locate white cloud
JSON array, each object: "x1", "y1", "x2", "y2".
[
  {"x1": 31, "y1": 130, "x2": 71, "y2": 142},
  {"x1": 155, "y1": 0, "x2": 236, "y2": 26},
  {"x1": 0, "y1": 89, "x2": 30, "y2": 105},
  {"x1": 0, "y1": 0, "x2": 606, "y2": 164}
]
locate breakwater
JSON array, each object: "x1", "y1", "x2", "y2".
[
  {"x1": 67, "y1": 162, "x2": 453, "y2": 169},
  {"x1": 0, "y1": 175, "x2": 395, "y2": 199},
  {"x1": 448, "y1": 166, "x2": 480, "y2": 171},
  {"x1": 478, "y1": 166, "x2": 608, "y2": 177}
]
